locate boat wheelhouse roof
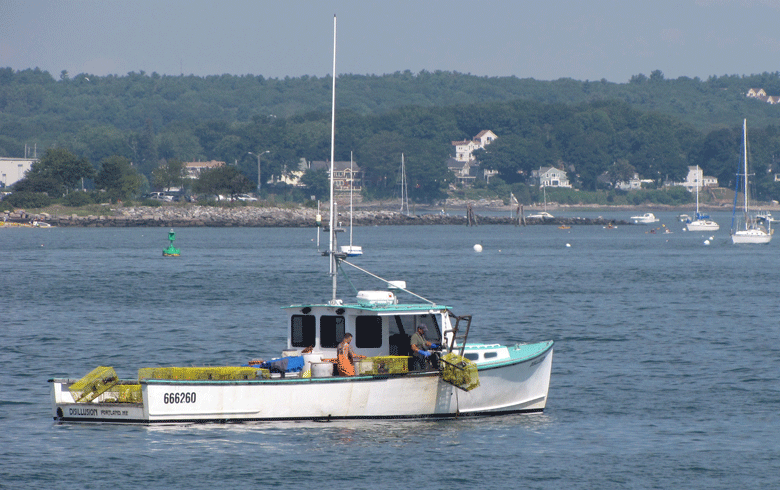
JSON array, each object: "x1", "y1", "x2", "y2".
[{"x1": 283, "y1": 303, "x2": 452, "y2": 314}]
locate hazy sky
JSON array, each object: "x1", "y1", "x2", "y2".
[{"x1": 3, "y1": 0, "x2": 780, "y2": 83}]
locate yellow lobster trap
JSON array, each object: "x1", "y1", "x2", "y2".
[
  {"x1": 356, "y1": 356, "x2": 409, "y2": 375},
  {"x1": 69, "y1": 366, "x2": 119, "y2": 402},
  {"x1": 439, "y1": 353, "x2": 480, "y2": 391}
]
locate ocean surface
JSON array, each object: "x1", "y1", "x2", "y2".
[{"x1": 2, "y1": 210, "x2": 779, "y2": 489}]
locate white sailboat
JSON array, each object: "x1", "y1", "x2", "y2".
[
  {"x1": 49, "y1": 15, "x2": 554, "y2": 423},
  {"x1": 686, "y1": 165, "x2": 719, "y2": 231},
  {"x1": 339, "y1": 151, "x2": 362, "y2": 257},
  {"x1": 527, "y1": 185, "x2": 554, "y2": 219},
  {"x1": 731, "y1": 119, "x2": 772, "y2": 244},
  {"x1": 399, "y1": 153, "x2": 409, "y2": 215}
]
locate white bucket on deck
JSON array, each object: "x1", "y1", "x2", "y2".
[
  {"x1": 302, "y1": 353, "x2": 322, "y2": 373},
  {"x1": 311, "y1": 362, "x2": 333, "y2": 378}
]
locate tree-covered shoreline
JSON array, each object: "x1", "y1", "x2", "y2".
[{"x1": 3, "y1": 67, "x2": 780, "y2": 205}]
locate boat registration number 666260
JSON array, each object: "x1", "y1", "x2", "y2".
[{"x1": 163, "y1": 392, "x2": 196, "y2": 404}]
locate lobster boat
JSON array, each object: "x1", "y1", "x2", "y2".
[{"x1": 49, "y1": 16, "x2": 553, "y2": 424}]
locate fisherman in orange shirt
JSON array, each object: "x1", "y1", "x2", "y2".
[{"x1": 336, "y1": 333, "x2": 365, "y2": 376}]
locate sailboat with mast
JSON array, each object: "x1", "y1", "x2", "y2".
[
  {"x1": 339, "y1": 151, "x2": 362, "y2": 257},
  {"x1": 527, "y1": 185, "x2": 554, "y2": 219},
  {"x1": 731, "y1": 119, "x2": 772, "y2": 244},
  {"x1": 399, "y1": 153, "x2": 409, "y2": 215},
  {"x1": 685, "y1": 165, "x2": 719, "y2": 231}
]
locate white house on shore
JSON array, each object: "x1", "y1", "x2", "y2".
[
  {"x1": 672, "y1": 166, "x2": 718, "y2": 192},
  {"x1": 532, "y1": 166, "x2": 572, "y2": 188},
  {"x1": 0, "y1": 157, "x2": 36, "y2": 188},
  {"x1": 615, "y1": 173, "x2": 654, "y2": 191},
  {"x1": 449, "y1": 130, "x2": 498, "y2": 185}
]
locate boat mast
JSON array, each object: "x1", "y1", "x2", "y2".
[
  {"x1": 695, "y1": 165, "x2": 700, "y2": 217},
  {"x1": 743, "y1": 119, "x2": 749, "y2": 226},
  {"x1": 329, "y1": 14, "x2": 338, "y2": 302},
  {"x1": 400, "y1": 153, "x2": 409, "y2": 215}
]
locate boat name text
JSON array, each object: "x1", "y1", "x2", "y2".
[
  {"x1": 69, "y1": 408, "x2": 97, "y2": 416},
  {"x1": 67, "y1": 408, "x2": 129, "y2": 417}
]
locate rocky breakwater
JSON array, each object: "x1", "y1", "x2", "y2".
[
  {"x1": 9, "y1": 205, "x2": 629, "y2": 227},
  {"x1": 43, "y1": 205, "x2": 323, "y2": 227}
]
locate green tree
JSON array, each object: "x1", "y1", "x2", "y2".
[
  {"x1": 4, "y1": 191, "x2": 52, "y2": 208},
  {"x1": 151, "y1": 159, "x2": 186, "y2": 191},
  {"x1": 299, "y1": 167, "x2": 329, "y2": 200},
  {"x1": 13, "y1": 148, "x2": 94, "y2": 196},
  {"x1": 193, "y1": 165, "x2": 254, "y2": 199},
  {"x1": 129, "y1": 119, "x2": 158, "y2": 177},
  {"x1": 475, "y1": 135, "x2": 553, "y2": 184},
  {"x1": 95, "y1": 155, "x2": 143, "y2": 201},
  {"x1": 74, "y1": 125, "x2": 131, "y2": 164},
  {"x1": 608, "y1": 159, "x2": 637, "y2": 185}
]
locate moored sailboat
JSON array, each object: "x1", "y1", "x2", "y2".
[
  {"x1": 686, "y1": 165, "x2": 719, "y2": 232},
  {"x1": 731, "y1": 119, "x2": 772, "y2": 244},
  {"x1": 339, "y1": 151, "x2": 362, "y2": 257}
]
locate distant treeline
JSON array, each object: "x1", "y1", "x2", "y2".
[{"x1": 2, "y1": 67, "x2": 780, "y2": 203}]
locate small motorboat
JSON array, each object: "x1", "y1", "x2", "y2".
[{"x1": 630, "y1": 213, "x2": 659, "y2": 224}]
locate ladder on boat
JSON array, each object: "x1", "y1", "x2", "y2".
[
  {"x1": 439, "y1": 313, "x2": 480, "y2": 392},
  {"x1": 444, "y1": 313, "x2": 472, "y2": 356}
]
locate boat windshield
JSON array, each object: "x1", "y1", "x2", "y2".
[{"x1": 389, "y1": 314, "x2": 441, "y2": 341}]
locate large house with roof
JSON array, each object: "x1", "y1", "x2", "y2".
[
  {"x1": 671, "y1": 166, "x2": 718, "y2": 192},
  {"x1": 531, "y1": 166, "x2": 572, "y2": 188},
  {"x1": 309, "y1": 160, "x2": 362, "y2": 193},
  {"x1": 746, "y1": 88, "x2": 780, "y2": 104},
  {"x1": 448, "y1": 130, "x2": 498, "y2": 185}
]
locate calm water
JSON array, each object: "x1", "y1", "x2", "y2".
[{"x1": 2, "y1": 211, "x2": 779, "y2": 489}]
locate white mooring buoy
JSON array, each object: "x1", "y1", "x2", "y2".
[{"x1": 473, "y1": 244, "x2": 483, "y2": 252}]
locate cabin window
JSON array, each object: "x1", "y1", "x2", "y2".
[
  {"x1": 355, "y1": 316, "x2": 382, "y2": 348},
  {"x1": 320, "y1": 315, "x2": 345, "y2": 348},
  {"x1": 484, "y1": 351, "x2": 498, "y2": 359},
  {"x1": 290, "y1": 315, "x2": 316, "y2": 348},
  {"x1": 464, "y1": 353, "x2": 479, "y2": 361}
]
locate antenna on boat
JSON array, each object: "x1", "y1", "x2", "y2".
[
  {"x1": 328, "y1": 14, "x2": 340, "y2": 304},
  {"x1": 339, "y1": 259, "x2": 437, "y2": 305},
  {"x1": 349, "y1": 150, "x2": 354, "y2": 248}
]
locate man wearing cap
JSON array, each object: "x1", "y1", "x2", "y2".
[{"x1": 410, "y1": 324, "x2": 438, "y2": 370}]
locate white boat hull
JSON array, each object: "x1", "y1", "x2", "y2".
[
  {"x1": 686, "y1": 220, "x2": 719, "y2": 232},
  {"x1": 731, "y1": 229, "x2": 772, "y2": 244},
  {"x1": 339, "y1": 245, "x2": 363, "y2": 257},
  {"x1": 630, "y1": 213, "x2": 659, "y2": 224},
  {"x1": 51, "y1": 344, "x2": 553, "y2": 423}
]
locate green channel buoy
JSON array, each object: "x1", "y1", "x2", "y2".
[{"x1": 163, "y1": 229, "x2": 180, "y2": 256}]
